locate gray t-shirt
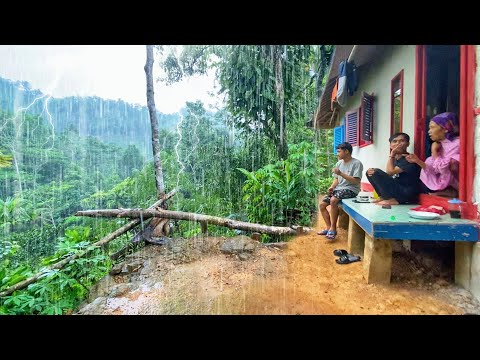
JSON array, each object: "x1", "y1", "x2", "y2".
[{"x1": 334, "y1": 157, "x2": 363, "y2": 193}]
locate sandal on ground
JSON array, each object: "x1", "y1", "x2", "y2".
[
  {"x1": 317, "y1": 229, "x2": 329, "y2": 235},
  {"x1": 326, "y1": 230, "x2": 337, "y2": 241},
  {"x1": 335, "y1": 254, "x2": 361, "y2": 265},
  {"x1": 333, "y1": 249, "x2": 348, "y2": 257}
]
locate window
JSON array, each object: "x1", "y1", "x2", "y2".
[
  {"x1": 360, "y1": 92, "x2": 374, "y2": 147},
  {"x1": 391, "y1": 70, "x2": 403, "y2": 135},
  {"x1": 342, "y1": 93, "x2": 374, "y2": 149},
  {"x1": 333, "y1": 118, "x2": 345, "y2": 154}
]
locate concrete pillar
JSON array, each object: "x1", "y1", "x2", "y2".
[
  {"x1": 338, "y1": 208, "x2": 349, "y2": 230},
  {"x1": 347, "y1": 217, "x2": 365, "y2": 256},
  {"x1": 363, "y1": 233, "x2": 392, "y2": 284},
  {"x1": 455, "y1": 241, "x2": 473, "y2": 290},
  {"x1": 469, "y1": 242, "x2": 480, "y2": 302}
]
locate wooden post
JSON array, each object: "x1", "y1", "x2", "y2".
[
  {"x1": 347, "y1": 217, "x2": 365, "y2": 256},
  {"x1": 200, "y1": 221, "x2": 208, "y2": 234},
  {"x1": 363, "y1": 233, "x2": 392, "y2": 284}
]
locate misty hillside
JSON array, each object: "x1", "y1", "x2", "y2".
[{"x1": 0, "y1": 76, "x2": 180, "y2": 157}]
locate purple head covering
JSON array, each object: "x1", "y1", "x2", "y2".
[{"x1": 431, "y1": 112, "x2": 458, "y2": 141}]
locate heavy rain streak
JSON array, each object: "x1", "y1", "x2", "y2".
[{"x1": 0, "y1": 45, "x2": 337, "y2": 315}]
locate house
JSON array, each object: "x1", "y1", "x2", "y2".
[{"x1": 314, "y1": 45, "x2": 480, "y2": 301}]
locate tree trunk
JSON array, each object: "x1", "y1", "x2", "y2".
[
  {"x1": 273, "y1": 45, "x2": 287, "y2": 160},
  {"x1": 145, "y1": 45, "x2": 165, "y2": 199},
  {"x1": 76, "y1": 208, "x2": 299, "y2": 236}
]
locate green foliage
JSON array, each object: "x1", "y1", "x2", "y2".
[
  {"x1": 238, "y1": 141, "x2": 330, "y2": 227},
  {"x1": 0, "y1": 196, "x2": 31, "y2": 234},
  {"x1": 0, "y1": 152, "x2": 13, "y2": 168},
  {"x1": 4, "y1": 224, "x2": 58, "y2": 268},
  {"x1": 0, "y1": 241, "x2": 23, "y2": 287},
  {"x1": 0, "y1": 225, "x2": 111, "y2": 315},
  {"x1": 0, "y1": 50, "x2": 339, "y2": 313},
  {"x1": 120, "y1": 145, "x2": 145, "y2": 178},
  {"x1": 318, "y1": 177, "x2": 333, "y2": 195},
  {"x1": 81, "y1": 163, "x2": 157, "y2": 210},
  {"x1": 159, "y1": 46, "x2": 210, "y2": 84},
  {"x1": 160, "y1": 45, "x2": 331, "y2": 160}
]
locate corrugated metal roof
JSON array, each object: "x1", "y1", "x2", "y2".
[{"x1": 314, "y1": 45, "x2": 387, "y2": 129}]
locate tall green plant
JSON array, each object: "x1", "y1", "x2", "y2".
[
  {"x1": 0, "y1": 197, "x2": 31, "y2": 234},
  {"x1": 238, "y1": 141, "x2": 328, "y2": 227}
]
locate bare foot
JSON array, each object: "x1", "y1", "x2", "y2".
[{"x1": 430, "y1": 187, "x2": 458, "y2": 198}]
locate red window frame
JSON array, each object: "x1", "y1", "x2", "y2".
[{"x1": 390, "y1": 70, "x2": 404, "y2": 135}]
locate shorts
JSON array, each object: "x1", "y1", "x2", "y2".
[{"x1": 322, "y1": 189, "x2": 357, "y2": 204}]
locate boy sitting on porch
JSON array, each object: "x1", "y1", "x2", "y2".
[
  {"x1": 318, "y1": 142, "x2": 363, "y2": 241},
  {"x1": 366, "y1": 132, "x2": 422, "y2": 205}
]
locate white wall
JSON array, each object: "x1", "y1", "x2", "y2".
[{"x1": 338, "y1": 45, "x2": 416, "y2": 184}]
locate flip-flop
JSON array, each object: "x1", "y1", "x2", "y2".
[
  {"x1": 335, "y1": 254, "x2": 361, "y2": 264},
  {"x1": 326, "y1": 230, "x2": 337, "y2": 241},
  {"x1": 333, "y1": 249, "x2": 348, "y2": 257},
  {"x1": 317, "y1": 229, "x2": 329, "y2": 235}
]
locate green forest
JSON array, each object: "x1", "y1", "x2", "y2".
[{"x1": 0, "y1": 45, "x2": 336, "y2": 314}]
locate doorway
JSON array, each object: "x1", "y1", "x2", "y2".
[
  {"x1": 414, "y1": 45, "x2": 475, "y2": 209},
  {"x1": 424, "y1": 45, "x2": 460, "y2": 158}
]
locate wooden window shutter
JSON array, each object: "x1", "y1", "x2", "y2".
[
  {"x1": 360, "y1": 92, "x2": 374, "y2": 147},
  {"x1": 333, "y1": 117, "x2": 345, "y2": 154},
  {"x1": 345, "y1": 109, "x2": 359, "y2": 146}
]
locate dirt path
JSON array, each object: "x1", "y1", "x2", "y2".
[{"x1": 77, "y1": 216, "x2": 480, "y2": 315}]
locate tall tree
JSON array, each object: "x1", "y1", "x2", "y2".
[
  {"x1": 273, "y1": 46, "x2": 286, "y2": 159},
  {"x1": 145, "y1": 45, "x2": 165, "y2": 199},
  {"x1": 159, "y1": 45, "x2": 328, "y2": 161}
]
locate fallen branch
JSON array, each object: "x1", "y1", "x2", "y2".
[
  {"x1": 109, "y1": 189, "x2": 177, "y2": 260},
  {"x1": 0, "y1": 189, "x2": 177, "y2": 298},
  {"x1": 76, "y1": 208, "x2": 298, "y2": 236}
]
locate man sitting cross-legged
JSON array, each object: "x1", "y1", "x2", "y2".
[
  {"x1": 366, "y1": 132, "x2": 422, "y2": 206},
  {"x1": 318, "y1": 142, "x2": 363, "y2": 241}
]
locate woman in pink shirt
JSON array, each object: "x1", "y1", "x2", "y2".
[{"x1": 405, "y1": 112, "x2": 459, "y2": 197}]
